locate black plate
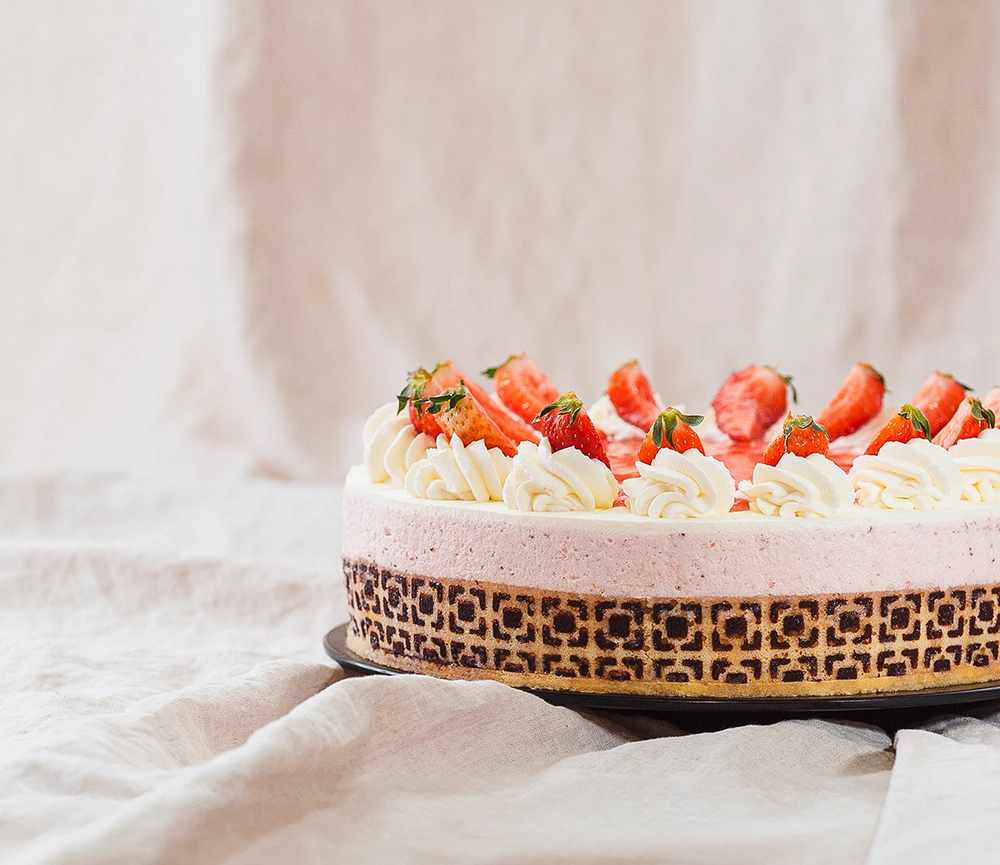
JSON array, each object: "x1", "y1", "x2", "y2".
[{"x1": 324, "y1": 623, "x2": 1000, "y2": 714}]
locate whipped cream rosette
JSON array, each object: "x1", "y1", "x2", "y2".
[
  {"x1": 404, "y1": 434, "x2": 512, "y2": 502},
  {"x1": 623, "y1": 448, "x2": 735, "y2": 518},
  {"x1": 849, "y1": 438, "x2": 963, "y2": 510},
  {"x1": 739, "y1": 453, "x2": 855, "y2": 518},
  {"x1": 503, "y1": 438, "x2": 618, "y2": 512},
  {"x1": 362, "y1": 401, "x2": 434, "y2": 484},
  {"x1": 950, "y1": 428, "x2": 1000, "y2": 503}
]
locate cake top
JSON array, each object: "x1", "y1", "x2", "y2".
[{"x1": 360, "y1": 355, "x2": 1000, "y2": 520}]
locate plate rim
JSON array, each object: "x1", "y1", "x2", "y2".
[{"x1": 323, "y1": 623, "x2": 1000, "y2": 713}]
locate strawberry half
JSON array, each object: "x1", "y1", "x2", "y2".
[
  {"x1": 762, "y1": 414, "x2": 830, "y2": 466},
  {"x1": 637, "y1": 409, "x2": 706, "y2": 464},
  {"x1": 430, "y1": 361, "x2": 540, "y2": 445},
  {"x1": 815, "y1": 362, "x2": 885, "y2": 441},
  {"x1": 711, "y1": 365, "x2": 795, "y2": 442},
  {"x1": 864, "y1": 403, "x2": 931, "y2": 455},
  {"x1": 397, "y1": 368, "x2": 446, "y2": 437},
  {"x1": 607, "y1": 360, "x2": 660, "y2": 432},
  {"x1": 911, "y1": 371, "x2": 970, "y2": 437},
  {"x1": 534, "y1": 392, "x2": 611, "y2": 468},
  {"x1": 483, "y1": 353, "x2": 560, "y2": 426},
  {"x1": 932, "y1": 397, "x2": 996, "y2": 449},
  {"x1": 417, "y1": 385, "x2": 518, "y2": 457}
]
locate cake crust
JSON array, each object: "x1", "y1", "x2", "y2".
[{"x1": 345, "y1": 558, "x2": 1000, "y2": 698}]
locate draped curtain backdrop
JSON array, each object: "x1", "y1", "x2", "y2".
[{"x1": 3, "y1": 0, "x2": 999, "y2": 481}]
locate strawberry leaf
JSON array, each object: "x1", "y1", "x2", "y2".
[
  {"x1": 482, "y1": 355, "x2": 519, "y2": 380},
  {"x1": 900, "y1": 403, "x2": 931, "y2": 440},
  {"x1": 971, "y1": 398, "x2": 996, "y2": 428},
  {"x1": 417, "y1": 385, "x2": 467, "y2": 415}
]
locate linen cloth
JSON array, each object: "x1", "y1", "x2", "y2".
[{"x1": 1, "y1": 472, "x2": 998, "y2": 865}]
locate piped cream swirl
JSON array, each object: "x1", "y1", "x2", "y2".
[
  {"x1": 503, "y1": 438, "x2": 619, "y2": 512},
  {"x1": 362, "y1": 401, "x2": 434, "y2": 484},
  {"x1": 623, "y1": 449, "x2": 735, "y2": 518},
  {"x1": 404, "y1": 434, "x2": 512, "y2": 502},
  {"x1": 738, "y1": 453, "x2": 856, "y2": 517},
  {"x1": 849, "y1": 438, "x2": 962, "y2": 510},
  {"x1": 950, "y1": 428, "x2": 1000, "y2": 503}
]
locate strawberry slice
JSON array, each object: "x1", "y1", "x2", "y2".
[
  {"x1": 605, "y1": 437, "x2": 643, "y2": 481},
  {"x1": 535, "y1": 393, "x2": 611, "y2": 468},
  {"x1": 981, "y1": 386, "x2": 1000, "y2": 417},
  {"x1": 637, "y1": 409, "x2": 706, "y2": 464},
  {"x1": 711, "y1": 365, "x2": 794, "y2": 442},
  {"x1": 483, "y1": 354, "x2": 560, "y2": 426},
  {"x1": 762, "y1": 414, "x2": 830, "y2": 466},
  {"x1": 815, "y1": 362, "x2": 886, "y2": 441},
  {"x1": 864, "y1": 404, "x2": 931, "y2": 455},
  {"x1": 911, "y1": 371, "x2": 970, "y2": 437},
  {"x1": 417, "y1": 386, "x2": 518, "y2": 457},
  {"x1": 607, "y1": 360, "x2": 660, "y2": 432},
  {"x1": 429, "y1": 361, "x2": 540, "y2": 445},
  {"x1": 932, "y1": 397, "x2": 996, "y2": 449},
  {"x1": 397, "y1": 367, "x2": 446, "y2": 437}
]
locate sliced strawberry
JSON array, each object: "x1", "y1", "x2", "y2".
[
  {"x1": 981, "y1": 386, "x2": 1000, "y2": 417},
  {"x1": 397, "y1": 367, "x2": 445, "y2": 437},
  {"x1": 535, "y1": 392, "x2": 611, "y2": 468},
  {"x1": 864, "y1": 404, "x2": 931, "y2": 455},
  {"x1": 483, "y1": 353, "x2": 560, "y2": 426},
  {"x1": 932, "y1": 397, "x2": 996, "y2": 449},
  {"x1": 430, "y1": 361, "x2": 540, "y2": 444},
  {"x1": 762, "y1": 414, "x2": 830, "y2": 466},
  {"x1": 605, "y1": 437, "x2": 643, "y2": 481},
  {"x1": 607, "y1": 360, "x2": 660, "y2": 432},
  {"x1": 417, "y1": 386, "x2": 518, "y2": 457},
  {"x1": 637, "y1": 409, "x2": 706, "y2": 464},
  {"x1": 911, "y1": 371, "x2": 969, "y2": 437},
  {"x1": 815, "y1": 362, "x2": 886, "y2": 441},
  {"x1": 711, "y1": 365, "x2": 794, "y2": 442}
]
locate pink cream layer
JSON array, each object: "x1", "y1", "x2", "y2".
[{"x1": 342, "y1": 469, "x2": 1000, "y2": 598}]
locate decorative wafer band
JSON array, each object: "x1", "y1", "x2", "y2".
[{"x1": 344, "y1": 557, "x2": 1000, "y2": 696}]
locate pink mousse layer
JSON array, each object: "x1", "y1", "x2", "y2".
[{"x1": 342, "y1": 468, "x2": 1000, "y2": 598}]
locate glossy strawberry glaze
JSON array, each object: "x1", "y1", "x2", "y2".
[{"x1": 606, "y1": 436, "x2": 860, "y2": 490}]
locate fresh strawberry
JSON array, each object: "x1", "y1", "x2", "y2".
[
  {"x1": 911, "y1": 371, "x2": 969, "y2": 437},
  {"x1": 397, "y1": 368, "x2": 446, "y2": 437},
  {"x1": 534, "y1": 392, "x2": 611, "y2": 468},
  {"x1": 932, "y1": 397, "x2": 996, "y2": 449},
  {"x1": 483, "y1": 354, "x2": 560, "y2": 426},
  {"x1": 815, "y1": 362, "x2": 886, "y2": 440},
  {"x1": 637, "y1": 409, "x2": 706, "y2": 464},
  {"x1": 607, "y1": 360, "x2": 660, "y2": 432},
  {"x1": 711, "y1": 365, "x2": 794, "y2": 441},
  {"x1": 417, "y1": 385, "x2": 517, "y2": 457},
  {"x1": 864, "y1": 404, "x2": 931, "y2": 455},
  {"x1": 429, "y1": 361, "x2": 540, "y2": 444},
  {"x1": 980, "y1": 386, "x2": 1000, "y2": 418},
  {"x1": 762, "y1": 414, "x2": 830, "y2": 466}
]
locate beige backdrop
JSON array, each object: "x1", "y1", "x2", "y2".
[{"x1": 3, "y1": 1, "x2": 1000, "y2": 481}]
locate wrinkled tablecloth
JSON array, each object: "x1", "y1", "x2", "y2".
[{"x1": 2, "y1": 473, "x2": 998, "y2": 864}]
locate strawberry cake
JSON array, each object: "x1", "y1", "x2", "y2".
[{"x1": 343, "y1": 358, "x2": 1000, "y2": 697}]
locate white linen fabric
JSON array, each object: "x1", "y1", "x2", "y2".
[{"x1": 5, "y1": 1, "x2": 1000, "y2": 861}]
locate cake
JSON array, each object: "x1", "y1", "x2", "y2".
[{"x1": 342, "y1": 358, "x2": 1000, "y2": 697}]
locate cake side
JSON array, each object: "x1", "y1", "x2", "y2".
[{"x1": 344, "y1": 473, "x2": 1000, "y2": 697}]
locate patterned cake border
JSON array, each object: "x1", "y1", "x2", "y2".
[{"x1": 343, "y1": 557, "x2": 1000, "y2": 697}]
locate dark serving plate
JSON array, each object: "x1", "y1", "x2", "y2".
[{"x1": 324, "y1": 623, "x2": 1000, "y2": 716}]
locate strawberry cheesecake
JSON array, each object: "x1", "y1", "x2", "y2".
[{"x1": 343, "y1": 358, "x2": 1000, "y2": 697}]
